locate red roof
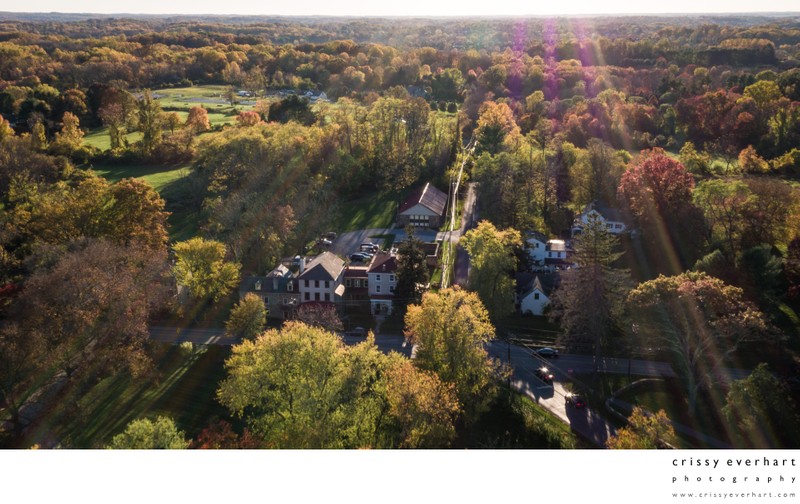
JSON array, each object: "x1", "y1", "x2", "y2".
[
  {"x1": 368, "y1": 252, "x2": 397, "y2": 274},
  {"x1": 398, "y1": 183, "x2": 448, "y2": 216}
]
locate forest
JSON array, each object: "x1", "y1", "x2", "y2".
[{"x1": 0, "y1": 13, "x2": 799, "y2": 449}]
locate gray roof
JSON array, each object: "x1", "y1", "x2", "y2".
[
  {"x1": 240, "y1": 274, "x2": 297, "y2": 295},
  {"x1": 298, "y1": 251, "x2": 344, "y2": 282},
  {"x1": 399, "y1": 183, "x2": 448, "y2": 217},
  {"x1": 584, "y1": 201, "x2": 625, "y2": 223},
  {"x1": 526, "y1": 231, "x2": 548, "y2": 244}
]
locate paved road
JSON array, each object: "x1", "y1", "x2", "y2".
[
  {"x1": 452, "y1": 183, "x2": 477, "y2": 287},
  {"x1": 487, "y1": 341, "x2": 617, "y2": 445},
  {"x1": 149, "y1": 326, "x2": 413, "y2": 357},
  {"x1": 149, "y1": 326, "x2": 746, "y2": 447}
]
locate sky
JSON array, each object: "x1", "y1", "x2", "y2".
[{"x1": 3, "y1": 0, "x2": 799, "y2": 17}]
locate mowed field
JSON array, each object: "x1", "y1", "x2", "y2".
[{"x1": 82, "y1": 85, "x2": 265, "y2": 150}]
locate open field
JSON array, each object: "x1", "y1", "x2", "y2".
[{"x1": 331, "y1": 191, "x2": 399, "y2": 232}]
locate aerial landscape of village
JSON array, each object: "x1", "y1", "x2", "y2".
[{"x1": 1, "y1": 3, "x2": 800, "y2": 481}]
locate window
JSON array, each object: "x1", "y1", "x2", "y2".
[
  {"x1": 345, "y1": 279, "x2": 352, "y2": 287},
  {"x1": 315, "y1": 292, "x2": 320, "y2": 301},
  {"x1": 325, "y1": 280, "x2": 330, "y2": 289},
  {"x1": 324, "y1": 293, "x2": 330, "y2": 301},
  {"x1": 315, "y1": 280, "x2": 319, "y2": 288},
  {"x1": 389, "y1": 275, "x2": 395, "y2": 282},
  {"x1": 389, "y1": 286, "x2": 394, "y2": 293},
  {"x1": 376, "y1": 274, "x2": 381, "y2": 282},
  {"x1": 264, "y1": 297, "x2": 269, "y2": 305},
  {"x1": 304, "y1": 280, "x2": 309, "y2": 288},
  {"x1": 287, "y1": 282, "x2": 293, "y2": 292},
  {"x1": 304, "y1": 292, "x2": 310, "y2": 301},
  {"x1": 376, "y1": 285, "x2": 381, "y2": 293},
  {"x1": 254, "y1": 280, "x2": 262, "y2": 291},
  {"x1": 534, "y1": 293, "x2": 540, "y2": 300},
  {"x1": 364, "y1": 280, "x2": 368, "y2": 287}
]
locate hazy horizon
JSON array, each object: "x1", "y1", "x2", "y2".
[{"x1": 2, "y1": 0, "x2": 799, "y2": 17}]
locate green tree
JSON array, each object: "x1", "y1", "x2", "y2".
[
  {"x1": 723, "y1": 363, "x2": 800, "y2": 448},
  {"x1": 217, "y1": 322, "x2": 458, "y2": 448},
  {"x1": 107, "y1": 416, "x2": 189, "y2": 449},
  {"x1": 136, "y1": 90, "x2": 163, "y2": 153},
  {"x1": 394, "y1": 226, "x2": 429, "y2": 312},
  {"x1": 225, "y1": 293, "x2": 267, "y2": 340},
  {"x1": 404, "y1": 287, "x2": 504, "y2": 427},
  {"x1": 606, "y1": 407, "x2": 677, "y2": 449},
  {"x1": 627, "y1": 272, "x2": 776, "y2": 413},
  {"x1": 172, "y1": 237, "x2": 241, "y2": 302},
  {"x1": 460, "y1": 220, "x2": 522, "y2": 319},
  {"x1": 550, "y1": 213, "x2": 629, "y2": 367}
]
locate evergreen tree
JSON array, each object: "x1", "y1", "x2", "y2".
[
  {"x1": 394, "y1": 226, "x2": 429, "y2": 314},
  {"x1": 550, "y1": 214, "x2": 629, "y2": 368}
]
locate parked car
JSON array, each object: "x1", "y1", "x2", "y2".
[
  {"x1": 565, "y1": 393, "x2": 587, "y2": 409},
  {"x1": 350, "y1": 253, "x2": 368, "y2": 262},
  {"x1": 360, "y1": 243, "x2": 379, "y2": 253},
  {"x1": 318, "y1": 238, "x2": 332, "y2": 246},
  {"x1": 323, "y1": 232, "x2": 337, "y2": 241},
  {"x1": 347, "y1": 326, "x2": 367, "y2": 337},
  {"x1": 535, "y1": 366, "x2": 554, "y2": 384},
  {"x1": 534, "y1": 347, "x2": 559, "y2": 359}
]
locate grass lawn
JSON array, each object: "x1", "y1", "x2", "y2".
[
  {"x1": 54, "y1": 343, "x2": 231, "y2": 448},
  {"x1": 91, "y1": 162, "x2": 190, "y2": 191},
  {"x1": 83, "y1": 128, "x2": 142, "y2": 151},
  {"x1": 331, "y1": 191, "x2": 399, "y2": 232},
  {"x1": 496, "y1": 314, "x2": 561, "y2": 343},
  {"x1": 469, "y1": 386, "x2": 585, "y2": 448}
]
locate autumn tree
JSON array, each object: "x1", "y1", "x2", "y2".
[
  {"x1": 618, "y1": 148, "x2": 706, "y2": 270},
  {"x1": 98, "y1": 88, "x2": 136, "y2": 150},
  {"x1": 105, "y1": 177, "x2": 170, "y2": 249},
  {"x1": 550, "y1": 213, "x2": 629, "y2": 366},
  {"x1": 405, "y1": 287, "x2": 504, "y2": 427},
  {"x1": 185, "y1": 106, "x2": 211, "y2": 134},
  {"x1": 475, "y1": 100, "x2": 520, "y2": 155},
  {"x1": 50, "y1": 111, "x2": 84, "y2": 157},
  {"x1": 293, "y1": 302, "x2": 344, "y2": 332},
  {"x1": 217, "y1": 322, "x2": 458, "y2": 448},
  {"x1": 172, "y1": 237, "x2": 241, "y2": 302},
  {"x1": 107, "y1": 416, "x2": 189, "y2": 449},
  {"x1": 0, "y1": 241, "x2": 169, "y2": 442},
  {"x1": 606, "y1": 407, "x2": 677, "y2": 449},
  {"x1": 627, "y1": 272, "x2": 776, "y2": 413},
  {"x1": 460, "y1": 221, "x2": 522, "y2": 319},
  {"x1": 225, "y1": 293, "x2": 267, "y2": 340}
]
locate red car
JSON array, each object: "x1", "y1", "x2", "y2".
[
  {"x1": 565, "y1": 393, "x2": 587, "y2": 409},
  {"x1": 535, "y1": 366, "x2": 554, "y2": 384}
]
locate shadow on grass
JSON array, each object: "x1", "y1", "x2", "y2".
[{"x1": 57, "y1": 343, "x2": 231, "y2": 448}]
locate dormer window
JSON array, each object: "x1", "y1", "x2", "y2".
[
  {"x1": 254, "y1": 280, "x2": 262, "y2": 291},
  {"x1": 287, "y1": 281, "x2": 293, "y2": 292}
]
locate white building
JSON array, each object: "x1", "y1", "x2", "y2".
[{"x1": 572, "y1": 201, "x2": 629, "y2": 236}]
